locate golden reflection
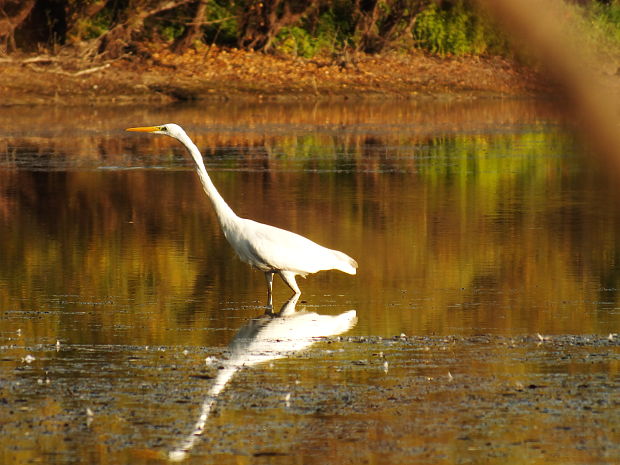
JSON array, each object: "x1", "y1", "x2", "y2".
[
  {"x1": 0, "y1": 100, "x2": 554, "y2": 172},
  {"x1": 168, "y1": 294, "x2": 357, "y2": 461},
  {"x1": 0, "y1": 102, "x2": 620, "y2": 345},
  {"x1": 0, "y1": 100, "x2": 618, "y2": 465},
  {"x1": 0, "y1": 101, "x2": 619, "y2": 340}
]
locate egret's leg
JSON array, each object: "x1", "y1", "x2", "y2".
[
  {"x1": 278, "y1": 271, "x2": 301, "y2": 296},
  {"x1": 278, "y1": 293, "x2": 300, "y2": 316},
  {"x1": 264, "y1": 272, "x2": 274, "y2": 307}
]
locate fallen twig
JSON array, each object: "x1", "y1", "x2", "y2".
[
  {"x1": 25, "y1": 62, "x2": 111, "y2": 77},
  {"x1": 22, "y1": 56, "x2": 60, "y2": 64},
  {"x1": 0, "y1": 55, "x2": 59, "y2": 64}
]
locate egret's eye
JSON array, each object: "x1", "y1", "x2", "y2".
[{"x1": 160, "y1": 126, "x2": 168, "y2": 132}]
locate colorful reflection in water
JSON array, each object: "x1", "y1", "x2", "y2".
[{"x1": 0, "y1": 100, "x2": 618, "y2": 465}]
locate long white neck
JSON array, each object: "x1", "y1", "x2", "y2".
[{"x1": 178, "y1": 133, "x2": 238, "y2": 229}]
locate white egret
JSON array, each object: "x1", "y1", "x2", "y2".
[{"x1": 126, "y1": 124, "x2": 358, "y2": 304}]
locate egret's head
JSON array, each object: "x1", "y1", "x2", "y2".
[{"x1": 126, "y1": 123, "x2": 185, "y2": 139}]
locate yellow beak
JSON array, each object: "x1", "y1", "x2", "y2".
[{"x1": 126, "y1": 126, "x2": 160, "y2": 133}]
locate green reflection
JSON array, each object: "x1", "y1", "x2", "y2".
[
  {"x1": 0, "y1": 101, "x2": 619, "y2": 348},
  {"x1": 1, "y1": 99, "x2": 619, "y2": 465}
]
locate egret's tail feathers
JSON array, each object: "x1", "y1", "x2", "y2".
[{"x1": 331, "y1": 250, "x2": 358, "y2": 275}]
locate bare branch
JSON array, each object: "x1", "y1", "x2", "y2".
[
  {"x1": 25, "y1": 62, "x2": 111, "y2": 76},
  {"x1": 97, "y1": 0, "x2": 194, "y2": 58},
  {"x1": 0, "y1": 0, "x2": 35, "y2": 53}
]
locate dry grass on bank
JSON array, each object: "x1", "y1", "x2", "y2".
[{"x1": 0, "y1": 45, "x2": 546, "y2": 106}]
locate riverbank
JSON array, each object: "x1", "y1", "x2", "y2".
[{"x1": 0, "y1": 46, "x2": 546, "y2": 106}]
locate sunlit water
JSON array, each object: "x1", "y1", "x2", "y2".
[{"x1": 1, "y1": 100, "x2": 618, "y2": 465}]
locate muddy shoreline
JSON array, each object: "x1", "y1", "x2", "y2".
[
  {"x1": 0, "y1": 48, "x2": 547, "y2": 106},
  {"x1": 2, "y1": 334, "x2": 618, "y2": 464}
]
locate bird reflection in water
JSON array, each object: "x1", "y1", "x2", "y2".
[{"x1": 168, "y1": 294, "x2": 357, "y2": 461}]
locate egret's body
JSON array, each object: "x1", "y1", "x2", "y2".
[{"x1": 127, "y1": 124, "x2": 357, "y2": 303}]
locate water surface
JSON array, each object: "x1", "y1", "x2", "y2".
[{"x1": 1, "y1": 100, "x2": 618, "y2": 465}]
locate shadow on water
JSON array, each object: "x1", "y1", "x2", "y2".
[{"x1": 168, "y1": 294, "x2": 357, "y2": 461}]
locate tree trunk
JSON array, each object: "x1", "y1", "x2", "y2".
[
  {"x1": 353, "y1": 0, "x2": 427, "y2": 53},
  {"x1": 0, "y1": 0, "x2": 35, "y2": 53},
  {"x1": 172, "y1": 0, "x2": 209, "y2": 53},
  {"x1": 237, "y1": 0, "x2": 321, "y2": 52},
  {"x1": 97, "y1": 0, "x2": 193, "y2": 58}
]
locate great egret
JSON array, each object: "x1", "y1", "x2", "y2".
[{"x1": 126, "y1": 124, "x2": 358, "y2": 304}]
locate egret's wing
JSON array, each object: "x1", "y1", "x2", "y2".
[{"x1": 237, "y1": 219, "x2": 351, "y2": 274}]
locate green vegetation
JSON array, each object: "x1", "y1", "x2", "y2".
[
  {"x1": 269, "y1": 1, "x2": 509, "y2": 57},
  {"x1": 2, "y1": 0, "x2": 619, "y2": 59},
  {"x1": 580, "y1": 0, "x2": 620, "y2": 51},
  {"x1": 3, "y1": 113, "x2": 618, "y2": 341},
  {"x1": 412, "y1": 2, "x2": 508, "y2": 56}
]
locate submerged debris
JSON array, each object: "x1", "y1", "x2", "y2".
[{"x1": 86, "y1": 408, "x2": 94, "y2": 427}]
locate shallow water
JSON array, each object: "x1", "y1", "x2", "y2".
[{"x1": 1, "y1": 100, "x2": 618, "y2": 464}]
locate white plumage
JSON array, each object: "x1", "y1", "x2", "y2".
[{"x1": 127, "y1": 123, "x2": 358, "y2": 304}]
